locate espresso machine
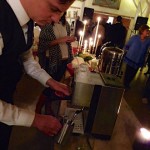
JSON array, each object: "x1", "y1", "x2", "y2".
[
  {"x1": 71, "y1": 70, "x2": 124, "y2": 140},
  {"x1": 98, "y1": 46, "x2": 124, "y2": 76}
]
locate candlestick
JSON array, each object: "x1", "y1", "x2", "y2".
[
  {"x1": 93, "y1": 17, "x2": 101, "y2": 48},
  {"x1": 80, "y1": 20, "x2": 87, "y2": 47}
]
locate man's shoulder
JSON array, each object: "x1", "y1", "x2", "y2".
[{"x1": 114, "y1": 23, "x2": 126, "y2": 31}]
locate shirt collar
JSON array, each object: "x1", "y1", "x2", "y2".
[{"x1": 7, "y1": 0, "x2": 30, "y2": 26}]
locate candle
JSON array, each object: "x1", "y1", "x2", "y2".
[
  {"x1": 93, "y1": 17, "x2": 101, "y2": 48},
  {"x1": 90, "y1": 41, "x2": 93, "y2": 53},
  {"x1": 95, "y1": 34, "x2": 101, "y2": 54},
  {"x1": 88, "y1": 38, "x2": 93, "y2": 52},
  {"x1": 80, "y1": 20, "x2": 87, "y2": 47},
  {"x1": 78, "y1": 30, "x2": 83, "y2": 47},
  {"x1": 84, "y1": 40, "x2": 88, "y2": 53}
]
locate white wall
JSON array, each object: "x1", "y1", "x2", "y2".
[
  {"x1": 69, "y1": 0, "x2": 150, "y2": 40},
  {"x1": 72, "y1": 0, "x2": 137, "y2": 18}
]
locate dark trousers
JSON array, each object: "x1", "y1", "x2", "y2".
[
  {"x1": 146, "y1": 54, "x2": 150, "y2": 73},
  {"x1": 0, "y1": 86, "x2": 15, "y2": 150},
  {"x1": 123, "y1": 64, "x2": 138, "y2": 87},
  {"x1": 143, "y1": 76, "x2": 150, "y2": 100},
  {"x1": 0, "y1": 123, "x2": 12, "y2": 150}
]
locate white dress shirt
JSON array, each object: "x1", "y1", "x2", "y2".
[{"x1": 0, "y1": 0, "x2": 51, "y2": 126}]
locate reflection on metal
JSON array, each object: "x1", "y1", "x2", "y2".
[{"x1": 98, "y1": 47, "x2": 124, "y2": 76}]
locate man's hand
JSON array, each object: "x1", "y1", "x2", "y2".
[
  {"x1": 46, "y1": 78, "x2": 71, "y2": 96},
  {"x1": 32, "y1": 113, "x2": 62, "y2": 136}
]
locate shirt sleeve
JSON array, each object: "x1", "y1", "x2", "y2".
[
  {"x1": 123, "y1": 35, "x2": 135, "y2": 50},
  {"x1": 22, "y1": 49, "x2": 51, "y2": 86},
  {"x1": 0, "y1": 99, "x2": 35, "y2": 126}
]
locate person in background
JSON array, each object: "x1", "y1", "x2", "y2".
[
  {"x1": 86, "y1": 19, "x2": 96, "y2": 38},
  {"x1": 109, "y1": 15, "x2": 127, "y2": 49},
  {"x1": 74, "y1": 16, "x2": 84, "y2": 41},
  {"x1": 123, "y1": 24, "x2": 150, "y2": 89},
  {"x1": 102, "y1": 19, "x2": 112, "y2": 44},
  {"x1": 37, "y1": 12, "x2": 76, "y2": 114},
  {"x1": 0, "y1": 0, "x2": 75, "y2": 149}
]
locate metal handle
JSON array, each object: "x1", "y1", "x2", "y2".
[{"x1": 71, "y1": 107, "x2": 84, "y2": 122}]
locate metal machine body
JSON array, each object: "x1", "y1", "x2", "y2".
[
  {"x1": 72, "y1": 72, "x2": 124, "y2": 140},
  {"x1": 98, "y1": 47, "x2": 124, "y2": 76}
]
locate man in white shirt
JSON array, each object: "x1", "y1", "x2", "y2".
[{"x1": 0, "y1": 0, "x2": 75, "y2": 149}]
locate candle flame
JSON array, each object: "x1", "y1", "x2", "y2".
[
  {"x1": 79, "y1": 30, "x2": 84, "y2": 36},
  {"x1": 140, "y1": 128, "x2": 150, "y2": 140},
  {"x1": 97, "y1": 17, "x2": 101, "y2": 21},
  {"x1": 84, "y1": 40, "x2": 88, "y2": 43},
  {"x1": 98, "y1": 34, "x2": 101, "y2": 38},
  {"x1": 83, "y1": 20, "x2": 87, "y2": 25},
  {"x1": 89, "y1": 37, "x2": 93, "y2": 41}
]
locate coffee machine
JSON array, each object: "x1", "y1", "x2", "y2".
[{"x1": 71, "y1": 72, "x2": 124, "y2": 140}]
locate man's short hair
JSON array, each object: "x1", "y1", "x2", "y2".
[{"x1": 116, "y1": 16, "x2": 122, "y2": 22}]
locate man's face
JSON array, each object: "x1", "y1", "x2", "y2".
[{"x1": 28, "y1": 0, "x2": 74, "y2": 26}]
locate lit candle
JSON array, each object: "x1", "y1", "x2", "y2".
[
  {"x1": 89, "y1": 41, "x2": 93, "y2": 53},
  {"x1": 95, "y1": 34, "x2": 101, "y2": 54},
  {"x1": 80, "y1": 20, "x2": 87, "y2": 47},
  {"x1": 84, "y1": 40, "x2": 88, "y2": 53},
  {"x1": 88, "y1": 38, "x2": 93, "y2": 52},
  {"x1": 93, "y1": 17, "x2": 101, "y2": 48},
  {"x1": 88, "y1": 38, "x2": 92, "y2": 49},
  {"x1": 78, "y1": 30, "x2": 83, "y2": 47}
]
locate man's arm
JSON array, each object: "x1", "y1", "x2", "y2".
[
  {"x1": 22, "y1": 49, "x2": 70, "y2": 95},
  {"x1": 0, "y1": 35, "x2": 62, "y2": 135},
  {"x1": 0, "y1": 99, "x2": 34, "y2": 126},
  {"x1": 0, "y1": 99, "x2": 62, "y2": 135}
]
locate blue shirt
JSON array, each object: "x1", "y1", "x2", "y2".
[{"x1": 124, "y1": 35, "x2": 150, "y2": 69}]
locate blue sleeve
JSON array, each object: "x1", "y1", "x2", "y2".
[
  {"x1": 124, "y1": 35, "x2": 136, "y2": 50},
  {"x1": 148, "y1": 38, "x2": 150, "y2": 47}
]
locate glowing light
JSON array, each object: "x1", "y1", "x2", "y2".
[
  {"x1": 78, "y1": 31, "x2": 84, "y2": 47},
  {"x1": 140, "y1": 128, "x2": 150, "y2": 140},
  {"x1": 83, "y1": 40, "x2": 88, "y2": 53},
  {"x1": 95, "y1": 34, "x2": 101, "y2": 54},
  {"x1": 80, "y1": 20, "x2": 88, "y2": 47},
  {"x1": 83, "y1": 20, "x2": 87, "y2": 25},
  {"x1": 88, "y1": 38, "x2": 93, "y2": 52}
]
